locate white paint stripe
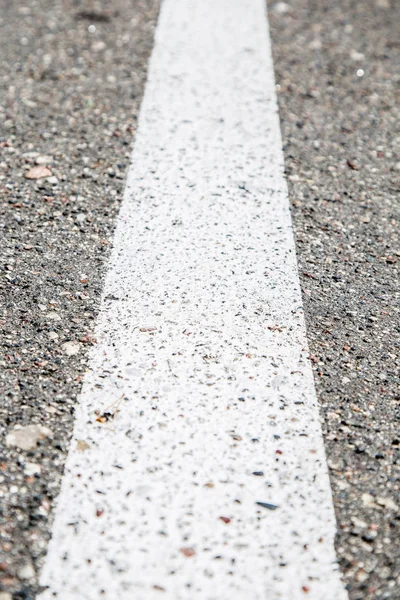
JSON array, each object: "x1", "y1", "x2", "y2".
[{"x1": 39, "y1": 1, "x2": 348, "y2": 598}]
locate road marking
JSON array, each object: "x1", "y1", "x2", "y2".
[{"x1": 39, "y1": 1, "x2": 348, "y2": 598}]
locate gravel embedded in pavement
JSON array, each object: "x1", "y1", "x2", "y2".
[
  {"x1": 0, "y1": 1, "x2": 159, "y2": 596},
  {"x1": 268, "y1": 1, "x2": 399, "y2": 598},
  {"x1": 0, "y1": 0, "x2": 399, "y2": 598}
]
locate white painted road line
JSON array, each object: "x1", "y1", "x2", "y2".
[{"x1": 39, "y1": 1, "x2": 348, "y2": 598}]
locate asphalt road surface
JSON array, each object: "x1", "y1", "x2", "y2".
[{"x1": 0, "y1": 0, "x2": 399, "y2": 599}]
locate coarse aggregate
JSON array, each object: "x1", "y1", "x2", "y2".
[
  {"x1": 0, "y1": 0, "x2": 399, "y2": 599},
  {"x1": 0, "y1": 1, "x2": 159, "y2": 597},
  {"x1": 267, "y1": 1, "x2": 399, "y2": 598}
]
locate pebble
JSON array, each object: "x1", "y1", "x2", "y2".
[
  {"x1": 362, "y1": 530, "x2": 378, "y2": 542},
  {"x1": 273, "y1": 2, "x2": 290, "y2": 13},
  {"x1": 47, "y1": 311, "x2": 62, "y2": 321},
  {"x1": 35, "y1": 155, "x2": 53, "y2": 165},
  {"x1": 352, "y1": 517, "x2": 368, "y2": 529},
  {"x1": 355, "y1": 444, "x2": 366, "y2": 454},
  {"x1": 350, "y1": 49, "x2": 365, "y2": 61},
  {"x1": 362, "y1": 493, "x2": 376, "y2": 508},
  {"x1": 24, "y1": 165, "x2": 52, "y2": 179},
  {"x1": 61, "y1": 341, "x2": 81, "y2": 356},
  {"x1": 6, "y1": 424, "x2": 53, "y2": 451},
  {"x1": 24, "y1": 463, "x2": 41, "y2": 476},
  {"x1": 376, "y1": 496, "x2": 398, "y2": 511},
  {"x1": 92, "y1": 41, "x2": 106, "y2": 52},
  {"x1": 309, "y1": 39, "x2": 322, "y2": 50},
  {"x1": 17, "y1": 562, "x2": 35, "y2": 580},
  {"x1": 362, "y1": 493, "x2": 398, "y2": 511}
]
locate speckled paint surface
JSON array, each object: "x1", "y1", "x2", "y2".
[{"x1": 38, "y1": 0, "x2": 347, "y2": 598}]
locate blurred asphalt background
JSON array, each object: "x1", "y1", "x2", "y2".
[{"x1": 0, "y1": 0, "x2": 399, "y2": 599}]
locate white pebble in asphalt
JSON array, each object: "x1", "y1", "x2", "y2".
[{"x1": 39, "y1": 0, "x2": 348, "y2": 598}]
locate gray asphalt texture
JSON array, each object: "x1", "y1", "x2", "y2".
[
  {"x1": 0, "y1": 1, "x2": 159, "y2": 598},
  {"x1": 268, "y1": 1, "x2": 399, "y2": 598},
  {"x1": 0, "y1": 0, "x2": 398, "y2": 599}
]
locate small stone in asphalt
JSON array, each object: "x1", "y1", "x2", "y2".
[
  {"x1": 362, "y1": 530, "x2": 378, "y2": 543},
  {"x1": 61, "y1": 341, "x2": 81, "y2": 356},
  {"x1": 35, "y1": 155, "x2": 53, "y2": 165},
  {"x1": 5, "y1": 425, "x2": 53, "y2": 451},
  {"x1": 17, "y1": 563, "x2": 35, "y2": 581},
  {"x1": 273, "y1": 2, "x2": 290, "y2": 13},
  {"x1": 23, "y1": 463, "x2": 41, "y2": 476},
  {"x1": 24, "y1": 165, "x2": 52, "y2": 179}
]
